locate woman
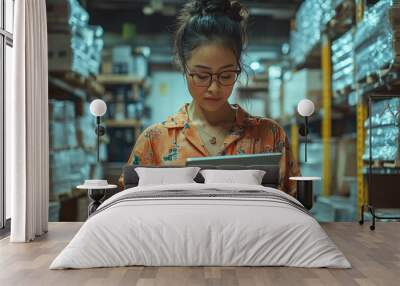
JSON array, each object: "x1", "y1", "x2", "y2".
[{"x1": 121, "y1": 0, "x2": 300, "y2": 196}]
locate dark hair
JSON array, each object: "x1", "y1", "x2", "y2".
[{"x1": 174, "y1": 0, "x2": 248, "y2": 72}]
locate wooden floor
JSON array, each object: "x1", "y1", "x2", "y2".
[{"x1": 0, "y1": 222, "x2": 399, "y2": 286}]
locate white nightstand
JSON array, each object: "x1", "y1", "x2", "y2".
[
  {"x1": 289, "y1": 177, "x2": 321, "y2": 210},
  {"x1": 77, "y1": 180, "x2": 117, "y2": 216}
]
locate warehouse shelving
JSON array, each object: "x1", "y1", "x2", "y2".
[
  {"x1": 359, "y1": 94, "x2": 400, "y2": 230},
  {"x1": 104, "y1": 119, "x2": 141, "y2": 128},
  {"x1": 325, "y1": 0, "x2": 356, "y2": 41},
  {"x1": 49, "y1": 75, "x2": 86, "y2": 101},
  {"x1": 97, "y1": 73, "x2": 150, "y2": 165},
  {"x1": 48, "y1": 71, "x2": 105, "y2": 222},
  {"x1": 96, "y1": 74, "x2": 145, "y2": 85},
  {"x1": 321, "y1": 35, "x2": 333, "y2": 197},
  {"x1": 292, "y1": 44, "x2": 322, "y2": 71},
  {"x1": 353, "y1": 0, "x2": 400, "y2": 228},
  {"x1": 357, "y1": 71, "x2": 400, "y2": 95},
  {"x1": 285, "y1": 0, "x2": 360, "y2": 222}
]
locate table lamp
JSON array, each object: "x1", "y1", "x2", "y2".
[
  {"x1": 297, "y1": 99, "x2": 315, "y2": 162},
  {"x1": 89, "y1": 99, "x2": 107, "y2": 162},
  {"x1": 290, "y1": 99, "x2": 320, "y2": 210},
  {"x1": 76, "y1": 99, "x2": 117, "y2": 216}
]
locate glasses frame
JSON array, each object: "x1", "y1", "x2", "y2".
[{"x1": 186, "y1": 67, "x2": 242, "y2": 87}]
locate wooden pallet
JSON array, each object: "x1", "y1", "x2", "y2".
[
  {"x1": 334, "y1": 84, "x2": 354, "y2": 96},
  {"x1": 327, "y1": 0, "x2": 355, "y2": 40},
  {"x1": 363, "y1": 160, "x2": 399, "y2": 168}
]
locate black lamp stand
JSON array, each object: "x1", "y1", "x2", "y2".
[
  {"x1": 293, "y1": 115, "x2": 319, "y2": 210},
  {"x1": 88, "y1": 116, "x2": 106, "y2": 216},
  {"x1": 88, "y1": 189, "x2": 106, "y2": 216},
  {"x1": 95, "y1": 116, "x2": 106, "y2": 162},
  {"x1": 299, "y1": 116, "x2": 309, "y2": 163}
]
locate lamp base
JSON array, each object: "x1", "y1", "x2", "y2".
[
  {"x1": 88, "y1": 189, "x2": 106, "y2": 216},
  {"x1": 290, "y1": 177, "x2": 321, "y2": 210},
  {"x1": 296, "y1": 180, "x2": 313, "y2": 210}
]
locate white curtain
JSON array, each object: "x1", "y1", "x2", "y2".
[{"x1": 7, "y1": 0, "x2": 49, "y2": 242}]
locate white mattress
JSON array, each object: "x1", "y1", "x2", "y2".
[{"x1": 50, "y1": 183, "x2": 351, "y2": 269}]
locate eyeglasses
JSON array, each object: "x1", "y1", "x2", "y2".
[{"x1": 186, "y1": 68, "x2": 241, "y2": 87}]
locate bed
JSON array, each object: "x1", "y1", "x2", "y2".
[{"x1": 49, "y1": 165, "x2": 351, "y2": 269}]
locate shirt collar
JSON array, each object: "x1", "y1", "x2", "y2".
[{"x1": 161, "y1": 103, "x2": 260, "y2": 129}]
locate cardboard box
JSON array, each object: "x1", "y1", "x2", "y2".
[
  {"x1": 336, "y1": 136, "x2": 357, "y2": 196},
  {"x1": 283, "y1": 69, "x2": 322, "y2": 116},
  {"x1": 49, "y1": 122, "x2": 67, "y2": 150},
  {"x1": 48, "y1": 33, "x2": 72, "y2": 72}
]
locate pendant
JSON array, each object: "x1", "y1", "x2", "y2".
[{"x1": 209, "y1": 137, "x2": 217, "y2": 145}]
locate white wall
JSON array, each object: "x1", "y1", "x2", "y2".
[
  {"x1": 283, "y1": 69, "x2": 322, "y2": 116},
  {"x1": 145, "y1": 71, "x2": 190, "y2": 126}
]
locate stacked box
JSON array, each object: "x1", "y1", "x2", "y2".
[
  {"x1": 50, "y1": 150, "x2": 73, "y2": 198},
  {"x1": 336, "y1": 136, "x2": 357, "y2": 197},
  {"x1": 76, "y1": 102, "x2": 97, "y2": 149},
  {"x1": 321, "y1": 0, "x2": 335, "y2": 28},
  {"x1": 290, "y1": 0, "x2": 356, "y2": 67},
  {"x1": 363, "y1": 98, "x2": 400, "y2": 161},
  {"x1": 354, "y1": 0, "x2": 400, "y2": 82},
  {"x1": 50, "y1": 148, "x2": 96, "y2": 198},
  {"x1": 332, "y1": 30, "x2": 354, "y2": 93},
  {"x1": 283, "y1": 69, "x2": 322, "y2": 116},
  {"x1": 48, "y1": 201, "x2": 61, "y2": 222},
  {"x1": 47, "y1": 0, "x2": 104, "y2": 76},
  {"x1": 47, "y1": 0, "x2": 69, "y2": 28},
  {"x1": 332, "y1": 0, "x2": 355, "y2": 26},
  {"x1": 290, "y1": 0, "x2": 335, "y2": 66},
  {"x1": 49, "y1": 99, "x2": 75, "y2": 121},
  {"x1": 49, "y1": 122, "x2": 67, "y2": 150},
  {"x1": 49, "y1": 100, "x2": 77, "y2": 150},
  {"x1": 71, "y1": 24, "x2": 104, "y2": 76},
  {"x1": 112, "y1": 45, "x2": 134, "y2": 74},
  {"x1": 49, "y1": 99, "x2": 100, "y2": 205},
  {"x1": 66, "y1": 122, "x2": 78, "y2": 147},
  {"x1": 48, "y1": 33, "x2": 73, "y2": 73},
  {"x1": 111, "y1": 45, "x2": 149, "y2": 76}
]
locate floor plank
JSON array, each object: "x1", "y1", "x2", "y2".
[{"x1": 0, "y1": 222, "x2": 399, "y2": 286}]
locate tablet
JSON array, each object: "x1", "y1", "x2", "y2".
[{"x1": 186, "y1": 152, "x2": 282, "y2": 167}]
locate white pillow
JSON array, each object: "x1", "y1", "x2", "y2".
[
  {"x1": 135, "y1": 167, "x2": 201, "y2": 186},
  {"x1": 200, "y1": 169, "x2": 266, "y2": 185}
]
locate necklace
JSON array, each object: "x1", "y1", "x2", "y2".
[
  {"x1": 197, "y1": 121, "x2": 236, "y2": 145},
  {"x1": 198, "y1": 127, "x2": 218, "y2": 145},
  {"x1": 187, "y1": 105, "x2": 236, "y2": 146}
]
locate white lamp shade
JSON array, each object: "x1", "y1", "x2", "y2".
[
  {"x1": 297, "y1": 99, "x2": 315, "y2": 117},
  {"x1": 90, "y1": 99, "x2": 107, "y2": 117}
]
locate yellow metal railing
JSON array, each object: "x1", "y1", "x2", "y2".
[
  {"x1": 356, "y1": 101, "x2": 367, "y2": 214},
  {"x1": 356, "y1": 0, "x2": 367, "y2": 215},
  {"x1": 321, "y1": 35, "x2": 332, "y2": 197}
]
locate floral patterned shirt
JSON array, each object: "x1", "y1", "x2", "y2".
[{"x1": 120, "y1": 103, "x2": 300, "y2": 196}]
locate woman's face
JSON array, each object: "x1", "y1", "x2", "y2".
[{"x1": 185, "y1": 44, "x2": 240, "y2": 112}]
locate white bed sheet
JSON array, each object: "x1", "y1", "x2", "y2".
[{"x1": 50, "y1": 183, "x2": 351, "y2": 269}]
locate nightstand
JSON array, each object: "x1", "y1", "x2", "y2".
[
  {"x1": 77, "y1": 180, "x2": 117, "y2": 216},
  {"x1": 289, "y1": 177, "x2": 321, "y2": 210}
]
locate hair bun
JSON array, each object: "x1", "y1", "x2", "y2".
[{"x1": 187, "y1": 0, "x2": 247, "y2": 22}]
